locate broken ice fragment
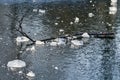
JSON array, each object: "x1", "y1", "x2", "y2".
[
  {"x1": 50, "y1": 42, "x2": 58, "y2": 46},
  {"x1": 55, "y1": 23, "x2": 58, "y2": 25},
  {"x1": 88, "y1": 13, "x2": 94, "y2": 17},
  {"x1": 59, "y1": 29, "x2": 64, "y2": 32},
  {"x1": 26, "y1": 71, "x2": 35, "y2": 77},
  {"x1": 81, "y1": 32, "x2": 90, "y2": 38},
  {"x1": 33, "y1": 9, "x2": 38, "y2": 12},
  {"x1": 16, "y1": 36, "x2": 29, "y2": 43},
  {"x1": 7, "y1": 60, "x2": 26, "y2": 69},
  {"x1": 71, "y1": 40, "x2": 84, "y2": 46},
  {"x1": 39, "y1": 9, "x2": 46, "y2": 14},
  {"x1": 55, "y1": 67, "x2": 58, "y2": 70},
  {"x1": 74, "y1": 17, "x2": 79, "y2": 23},
  {"x1": 35, "y1": 41, "x2": 45, "y2": 45}
]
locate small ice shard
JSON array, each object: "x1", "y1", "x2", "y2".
[
  {"x1": 35, "y1": 41, "x2": 45, "y2": 45},
  {"x1": 55, "y1": 23, "x2": 58, "y2": 25},
  {"x1": 81, "y1": 32, "x2": 90, "y2": 38},
  {"x1": 26, "y1": 71, "x2": 35, "y2": 77},
  {"x1": 55, "y1": 67, "x2": 58, "y2": 70},
  {"x1": 71, "y1": 40, "x2": 84, "y2": 46},
  {"x1": 70, "y1": 22, "x2": 73, "y2": 25},
  {"x1": 50, "y1": 42, "x2": 58, "y2": 46},
  {"x1": 16, "y1": 36, "x2": 29, "y2": 43},
  {"x1": 18, "y1": 71, "x2": 23, "y2": 74},
  {"x1": 33, "y1": 9, "x2": 38, "y2": 12},
  {"x1": 88, "y1": 13, "x2": 94, "y2": 17},
  {"x1": 59, "y1": 29, "x2": 64, "y2": 32},
  {"x1": 7, "y1": 60, "x2": 26, "y2": 68},
  {"x1": 109, "y1": 6, "x2": 117, "y2": 15},
  {"x1": 74, "y1": 17, "x2": 79, "y2": 23},
  {"x1": 26, "y1": 46, "x2": 35, "y2": 51},
  {"x1": 39, "y1": 9, "x2": 46, "y2": 14}
]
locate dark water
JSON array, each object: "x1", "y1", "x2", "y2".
[{"x1": 0, "y1": 0, "x2": 120, "y2": 80}]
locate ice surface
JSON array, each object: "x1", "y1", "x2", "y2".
[{"x1": 71, "y1": 40, "x2": 84, "y2": 46}]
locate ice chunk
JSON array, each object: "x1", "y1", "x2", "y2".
[
  {"x1": 26, "y1": 46, "x2": 35, "y2": 51},
  {"x1": 26, "y1": 71, "x2": 35, "y2": 77},
  {"x1": 81, "y1": 32, "x2": 90, "y2": 38},
  {"x1": 16, "y1": 36, "x2": 29, "y2": 43},
  {"x1": 74, "y1": 17, "x2": 79, "y2": 23},
  {"x1": 55, "y1": 23, "x2": 58, "y2": 25},
  {"x1": 55, "y1": 67, "x2": 58, "y2": 70},
  {"x1": 111, "y1": 0, "x2": 117, "y2": 3},
  {"x1": 88, "y1": 13, "x2": 94, "y2": 17},
  {"x1": 7, "y1": 60, "x2": 26, "y2": 68},
  {"x1": 50, "y1": 42, "x2": 58, "y2": 46},
  {"x1": 109, "y1": 6, "x2": 117, "y2": 15},
  {"x1": 70, "y1": 22, "x2": 73, "y2": 25},
  {"x1": 56, "y1": 38, "x2": 66, "y2": 46},
  {"x1": 33, "y1": 9, "x2": 38, "y2": 12},
  {"x1": 35, "y1": 41, "x2": 45, "y2": 45},
  {"x1": 59, "y1": 29, "x2": 64, "y2": 32},
  {"x1": 71, "y1": 40, "x2": 84, "y2": 46},
  {"x1": 39, "y1": 9, "x2": 46, "y2": 14}
]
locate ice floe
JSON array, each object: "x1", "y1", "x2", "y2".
[{"x1": 7, "y1": 60, "x2": 26, "y2": 69}]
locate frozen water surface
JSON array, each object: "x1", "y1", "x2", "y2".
[{"x1": 0, "y1": 0, "x2": 120, "y2": 80}]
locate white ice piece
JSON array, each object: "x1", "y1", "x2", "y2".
[
  {"x1": 56, "y1": 38, "x2": 66, "y2": 46},
  {"x1": 71, "y1": 40, "x2": 84, "y2": 46},
  {"x1": 59, "y1": 29, "x2": 64, "y2": 32},
  {"x1": 74, "y1": 17, "x2": 79, "y2": 23},
  {"x1": 35, "y1": 41, "x2": 45, "y2": 45},
  {"x1": 16, "y1": 36, "x2": 29, "y2": 43},
  {"x1": 88, "y1": 13, "x2": 94, "y2": 17},
  {"x1": 111, "y1": 0, "x2": 117, "y2": 3},
  {"x1": 26, "y1": 46, "x2": 35, "y2": 51},
  {"x1": 7, "y1": 60, "x2": 26, "y2": 68},
  {"x1": 109, "y1": 6, "x2": 117, "y2": 15},
  {"x1": 39, "y1": 9, "x2": 46, "y2": 14},
  {"x1": 55, "y1": 67, "x2": 58, "y2": 70},
  {"x1": 50, "y1": 42, "x2": 58, "y2": 46},
  {"x1": 81, "y1": 32, "x2": 90, "y2": 38},
  {"x1": 27, "y1": 71, "x2": 35, "y2": 77},
  {"x1": 33, "y1": 9, "x2": 38, "y2": 12},
  {"x1": 70, "y1": 22, "x2": 73, "y2": 25},
  {"x1": 55, "y1": 23, "x2": 58, "y2": 25}
]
